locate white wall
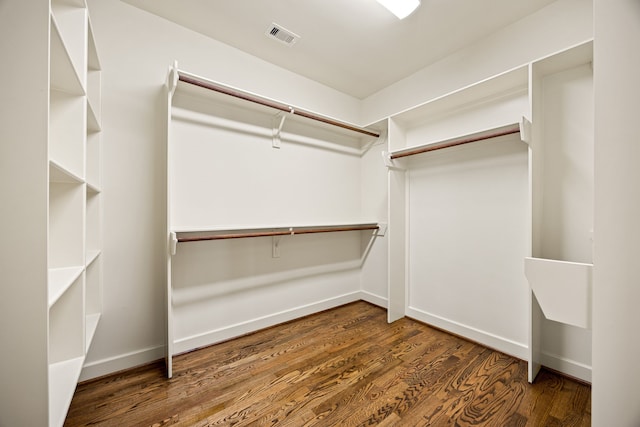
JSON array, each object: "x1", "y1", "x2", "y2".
[
  {"x1": 593, "y1": 0, "x2": 640, "y2": 425},
  {"x1": 362, "y1": 0, "x2": 593, "y2": 125},
  {"x1": 82, "y1": 0, "x2": 366, "y2": 378},
  {"x1": 406, "y1": 136, "x2": 530, "y2": 359}
]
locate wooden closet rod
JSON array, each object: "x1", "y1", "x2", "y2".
[
  {"x1": 177, "y1": 224, "x2": 379, "y2": 243},
  {"x1": 178, "y1": 73, "x2": 380, "y2": 138},
  {"x1": 389, "y1": 124, "x2": 521, "y2": 160}
]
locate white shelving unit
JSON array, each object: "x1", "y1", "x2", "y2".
[
  {"x1": 0, "y1": 1, "x2": 102, "y2": 425},
  {"x1": 526, "y1": 40, "x2": 594, "y2": 383},
  {"x1": 165, "y1": 65, "x2": 382, "y2": 378},
  {"x1": 383, "y1": 40, "x2": 594, "y2": 384}
]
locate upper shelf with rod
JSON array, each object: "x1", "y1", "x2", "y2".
[
  {"x1": 387, "y1": 119, "x2": 529, "y2": 161},
  {"x1": 386, "y1": 65, "x2": 529, "y2": 155},
  {"x1": 167, "y1": 64, "x2": 380, "y2": 141}
]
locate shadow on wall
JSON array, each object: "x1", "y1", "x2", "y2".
[{"x1": 171, "y1": 230, "x2": 377, "y2": 305}]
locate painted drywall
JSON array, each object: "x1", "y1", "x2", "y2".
[
  {"x1": 593, "y1": 0, "x2": 640, "y2": 425},
  {"x1": 361, "y1": 0, "x2": 594, "y2": 125},
  {"x1": 406, "y1": 136, "x2": 530, "y2": 359}
]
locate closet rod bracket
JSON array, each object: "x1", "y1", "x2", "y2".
[
  {"x1": 272, "y1": 107, "x2": 295, "y2": 148},
  {"x1": 381, "y1": 151, "x2": 405, "y2": 170},
  {"x1": 169, "y1": 232, "x2": 178, "y2": 256},
  {"x1": 519, "y1": 116, "x2": 532, "y2": 146},
  {"x1": 272, "y1": 235, "x2": 282, "y2": 258},
  {"x1": 167, "y1": 62, "x2": 179, "y2": 97}
]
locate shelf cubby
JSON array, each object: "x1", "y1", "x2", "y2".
[
  {"x1": 87, "y1": 21, "x2": 101, "y2": 130},
  {"x1": 49, "y1": 356, "x2": 85, "y2": 427},
  {"x1": 85, "y1": 256, "x2": 102, "y2": 352},
  {"x1": 50, "y1": 15, "x2": 84, "y2": 96},
  {"x1": 49, "y1": 275, "x2": 84, "y2": 364},
  {"x1": 48, "y1": 274, "x2": 84, "y2": 427},
  {"x1": 526, "y1": 39, "x2": 594, "y2": 383},
  {"x1": 50, "y1": 0, "x2": 87, "y2": 90},
  {"x1": 50, "y1": 89, "x2": 86, "y2": 179},
  {"x1": 530, "y1": 40, "x2": 594, "y2": 265},
  {"x1": 49, "y1": 181, "x2": 85, "y2": 269}
]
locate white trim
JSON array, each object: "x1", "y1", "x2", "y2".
[
  {"x1": 172, "y1": 292, "x2": 361, "y2": 354},
  {"x1": 406, "y1": 306, "x2": 528, "y2": 361},
  {"x1": 78, "y1": 300, "x2": 590, "y2": 384},
  {"x1": 79, "y1": 345, "x2": 165, "y2": 382},
  {"x1": 540, "y1": 351, "x2": 591, "y2": 383},
  {"x1": 359, "y1": 291, "x2": 388, "y2": 309}
]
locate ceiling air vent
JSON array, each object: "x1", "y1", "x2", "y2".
[{"x1": 265, "y1": 23, "x2": 300, "y2": 47}]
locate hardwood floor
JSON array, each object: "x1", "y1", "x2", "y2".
[{"x1": 65, "y1": 302, "x2": 591, "y2": 426}]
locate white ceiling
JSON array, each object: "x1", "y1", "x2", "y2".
[{"x1": 122, "y1": 0, "x2": 558, "y2": 99}]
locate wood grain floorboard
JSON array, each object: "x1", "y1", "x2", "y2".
[{"x1": 65, "y1": 301, "x2": 591, "y2": 426}]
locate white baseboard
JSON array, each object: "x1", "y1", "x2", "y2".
[
  {"x1": 359, "y1": 291, "x2": 387, "y2": 309},
  {"x1": 540, "y1": 351, "x2": 592, "y2": 383},
  {"x1": 79, "y1": 345, "x2": 165, "y2": 382},
  {"x1": 405, "y1": 306, "x2": 529, "y2": 361},
  {"x1": 81, "y1": 298, "x2": 590, "y2": 385},
  {"x1": 173, "y1": 291, "x2": 362, "y2": 355}
]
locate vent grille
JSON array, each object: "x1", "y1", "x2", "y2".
[{"x1": 265, "y1": 23, "x2": 300, "y2": 46}]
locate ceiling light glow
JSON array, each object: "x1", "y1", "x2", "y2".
[{"x1": 376, "y1": 0, "x2": 420, "y2": 19}]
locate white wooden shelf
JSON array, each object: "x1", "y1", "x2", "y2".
[
  {"x1": 48, "y1": 266, "x2": 83, "y2": 308},
  {"x1": 390, "y1": 66, "x2": 528, "y2": 128},
  {"x1": 53, "y1": 0, "x2": 86, "y2": 8},
  {"x1": 86, "y1": 250, "x2": 101, "y2": 267},
  {"x1": 87, "y1": 101, "x2": 101, "y2": 132},
  {"x1": 525, "y1": 257, "x2": 592, "y2": 329},
  {"x1": 49, "y1": 160, "x2": 84, "y2": 184},
  {"x1": 49, "y1": 356, "x2": 84, "y2": 427},
  {"x1": 86, "y1": 182, "x2": 101, "y2": 194}
]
